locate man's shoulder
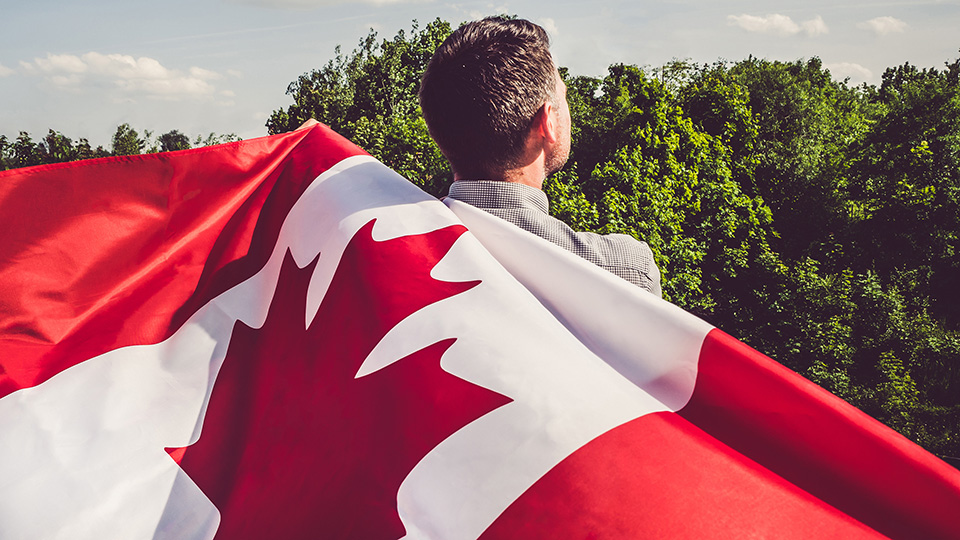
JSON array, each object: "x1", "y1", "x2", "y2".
[
  {"x1": 569, "y1": 230, "x2": 661, "y2": 294},
  {"x1": 518, "y1": 212, "x2": 661, "y2": 295}
]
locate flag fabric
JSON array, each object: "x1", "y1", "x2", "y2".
[{"x1": 1, "y1": 120, "x2": 958, "y2": 539}]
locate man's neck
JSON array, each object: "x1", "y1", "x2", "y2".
[
  {"x1": 499, "y1": 166, "x2": 545, "y2": 189},
  {"x1": 454, "y1": 161, "x2": 546, "y2": 190}
]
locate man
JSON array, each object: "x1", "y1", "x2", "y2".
[{"x1": 418, "y1": 16, "x2": 661, "y2": 295}]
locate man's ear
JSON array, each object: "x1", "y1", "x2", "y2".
[{"x1": 534, "y1": 101, "x2": 560, "y2": 144}]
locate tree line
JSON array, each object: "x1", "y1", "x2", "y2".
[
  {"x1": 0, "y1": 124, "x2": 239, "y2": 169},
  {"x1": 4, "y1": 18, "x2": 958, "y2": 461}
]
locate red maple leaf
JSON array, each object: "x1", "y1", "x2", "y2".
[{"x1": 168, "y1": 219, "x2": 512, "y2": 539}]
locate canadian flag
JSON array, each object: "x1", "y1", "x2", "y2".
[{"x1": 0, "y1": 121, "x2": 958, "y2": 539}]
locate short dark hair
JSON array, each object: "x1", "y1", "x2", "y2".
[{"x1": 419, "y1": 17, "x2": 556, "y2": 178}]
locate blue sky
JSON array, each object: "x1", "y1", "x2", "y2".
[{"x1": 2, "y1": 0, "x2": 958, "y2": 148}]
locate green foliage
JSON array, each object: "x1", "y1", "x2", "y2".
[
  {"x1": 558, "y1": 64, "x2": 777, "y2": 319},
  {"x1": 111, "y1": 123, "x2": 145, "y2": 156},
  {"x1": 12, "y1": 132, "x2": 45, "y2": 167},
  {"x1": 159, "y1": 130, "x2": 192, "y2": 152},
  {"x1": 0, "y1": 130, "x2": 111, "y2": 170},
  {"x1": 847, "y1": 59, "x2": 960, "y2": 327},
  {"x1": 0, "y1": 126, "x2": 240, "y2": 170},
  {"x1": 193, "y1": 132, "x2": 241, "y2": 148}
]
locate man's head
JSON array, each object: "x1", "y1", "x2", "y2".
[{"x1": 419, "y1": 17, "x2": 569, "y2": 180}]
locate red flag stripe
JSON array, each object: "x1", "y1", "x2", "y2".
[{"x1": 480, "y1": 411, "x2": 888, "y2": 539}]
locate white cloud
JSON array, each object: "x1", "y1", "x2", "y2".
[
  {"x1": 857, "y1": 16, "x2": 907, "y2": 36},
  {"x1": 727, "y1": 13, "x2": 829, "y2": 37},
  {"x1": 83, "y1": 53, "x2": 169, "y2": 80},
  {"x1": 0, "y1": 64, "x2": 14, "y2": 77},
  {"x1": 49, "y1": 74, "x2": 84, "y2": 88},
  {"x1": 801, "y1": 15, "x2": 828, "y2": 36},
  {"x1": 116, "y1": 77, "x2": 215, "y2": 98},
  {"x1": 728, "y1": 14, "x2": 798, "y2": 35},
  {"x1": 189, "y1": 66, "x2": 223, "y2": 80},
  {"x1": 824, "y1": 62, "x2": 873, "y2": 84},
  {"x1": 20, "y1": 52, "x2": 228, "y2": 101},
  {"x1": 35, "y1": 53, "x2": 88, "y2": 74}
]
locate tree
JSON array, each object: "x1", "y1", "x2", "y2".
[
  {"x1": 73, "y1": 138, "x2": 109, "y2": 161},
  {"x1": 12, "y1": 132, "x2": 44, "y2": 168},
  {"x1": 159, "y1": 130, "x2": 192, "y2": 152},
  {"x1": 717, "y1": 58, "x2": 876, "y2": 262},
  {"x1": 111, "y1": 123, "x2": 144, "y2": 156},
  {"x1": 847, "y1": 59, "x2": 960, "y2": 327},
  {"x1": 0, "y1": 135, "x2": 8, "y2": 170},
  {"x1": 194, "y1": 132, "x2": 240, "y2": 147},
  {"x1": 41, "y1": 130, "x2": 77, "y2": 163}
]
